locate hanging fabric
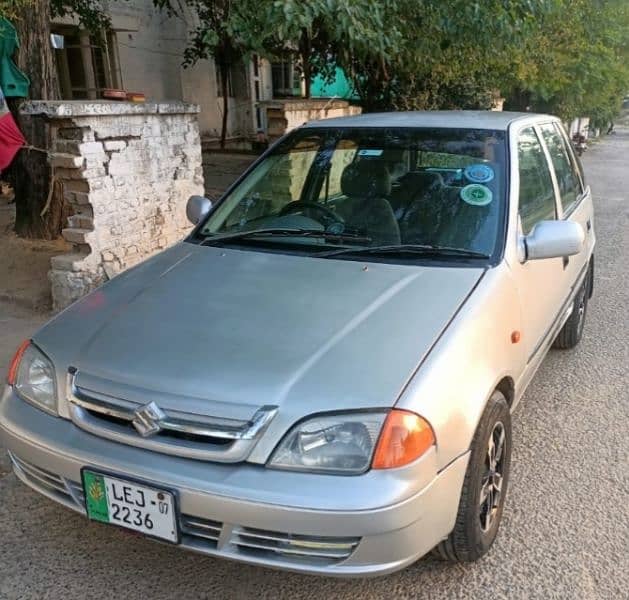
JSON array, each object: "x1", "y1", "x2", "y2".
[
  {"x1": 0, "y1": 17, "x2": 30, "y2": 98},
  {"x1": 0, "y1": 83, "x2": 26, "y2": 171}
]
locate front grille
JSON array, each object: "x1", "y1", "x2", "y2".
[
  {"x1": 10, "y1": 454, "x2": 360, "y2": 569},
  {"x1": 229, "y1": 527, "x2": 360, "y2": 564},
  {"x1": 66, "y1": 371, "x2": 277, "y2": 462},
  {"x1": 83, "y1": 409, "x2": 233, "y2": 446},
  {"x1": 181, "y1": 515, "x2": 223, "y2": 549}
]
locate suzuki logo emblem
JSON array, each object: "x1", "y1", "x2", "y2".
[{"x1": 132, "y1": 401, "x2": 166, "y2": 437}]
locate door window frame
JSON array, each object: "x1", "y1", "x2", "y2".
[
  {"x1": 536, "y1": 120, "x2": 588, "y2": 220},
  {"x1": 555, "y1": 123, "x2": 587, "y2": 208},
  {"x1": 533, "y1": 122, "x2": 564, "y2": 219},
  {"x1": 515, "y1": 124, "x2": 561, "y2": 235}
]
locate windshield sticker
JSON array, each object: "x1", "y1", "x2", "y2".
[
  {"x1": 358, "y1": 149, "x2": 384, "y2": 157},
  {"x1": 464, "y1": 164, "x2": 494, "y2": 183},
  {"x1": 460, "y1": 184, "x2": 493, "y2": 206}
]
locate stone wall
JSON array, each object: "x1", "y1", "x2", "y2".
[
  {"x1": 569, "y1": 117, "x2": 591, "y2": 139},
  {"x1": 21, "y1": 101, "x2": 204, "y2": 311},
  {"x1": 260, "y1": 99, "x2": 362, "y2": 141}
]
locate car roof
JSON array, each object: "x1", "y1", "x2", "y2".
[{"x1": 302, "y1": 110, "x2": 557, "y2": 131}]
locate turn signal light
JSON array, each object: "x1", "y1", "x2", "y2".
[
  {"x1": 7, "y1": 340, "x2": 30, "y2": 385},
  {"x1": 372, "y1": 409, "x2": 435, "y2": 469}
]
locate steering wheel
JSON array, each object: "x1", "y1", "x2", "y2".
[{"x1": 278, "y1": 201, "x2": 344, "y2": 228}]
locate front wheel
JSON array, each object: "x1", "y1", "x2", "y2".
[{"x1": 433, "y1": 390, "x2": 512, "y2": 562}]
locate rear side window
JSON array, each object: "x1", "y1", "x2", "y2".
[
  {"x1": 539, "y1": 123, "x2": 581, "y2": 214},
  {"x1": 555, "y1": 123, "x2": 585, "y2": 195},
  {"x1": 517, "y1": 127, "x2": 557, "y2": 235}
]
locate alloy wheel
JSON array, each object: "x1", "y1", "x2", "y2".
[{"x1": 479, "y1": 421, "x2": 506, "y2": 532}]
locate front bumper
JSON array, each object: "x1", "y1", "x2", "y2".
[{"x1": 0, "y1": 389, "x2": 469, "y2": 576}]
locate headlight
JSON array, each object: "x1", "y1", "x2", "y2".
[
  {"x1": 269, "y1": 412, "x2": 387, "y2": 474},
  {"x1": 268, "y1": 410, "x2": 436, "y2": 475},
  {"x1": 11, "y1": 343, "x2": 58, "y2": 415}
]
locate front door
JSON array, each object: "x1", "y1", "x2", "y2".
[{"x1": 511, "y1": 125, "x2": 566, "y2": 367}]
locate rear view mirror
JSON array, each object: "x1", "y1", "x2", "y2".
[
  {"x1": 521, "y1": 220, "x2": 585, "y2": 262},
  {"x1": 186, "y1": 195, "x2": 213, "y2": 225}
]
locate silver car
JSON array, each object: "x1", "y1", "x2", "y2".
[{"x1": 1, "y1": 111, "x2": 595, "y2": 576}]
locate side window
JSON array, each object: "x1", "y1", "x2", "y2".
[
  {"x1": 539, "y1": 123, "x2": 580, "y2": 214},
  {"x1": 517, "y1": 127, "x2": 557, "y2": 235},
  {"x1": 554, "y1": 123, "x2": 585, "y2": 195}
]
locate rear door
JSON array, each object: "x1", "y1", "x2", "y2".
[{"x1": 538, "y1": 122, "x2": 594, "y2": 291}]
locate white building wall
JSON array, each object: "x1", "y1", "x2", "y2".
[
  {"x1": 53, "y1": 1, "x2": 272, "y2": 141},
  {"x1": 109, "y1": 0, "x2": 186, "y2": 101},
  {"x1": 105, "y1": 0, "x2": 262, "y2": 141},
  {"x1": 568, "y1": 117, "x2": 590, "y2": 139},
  {"x1": 180, "y1": 59, "x2": 222, "y2": 137}
]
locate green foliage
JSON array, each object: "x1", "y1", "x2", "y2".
[
  {"x1": 50, "y1": 0, "x2": 113, "y2": 31},
  {"x1": 0, "y1": 0, "x2": 32, "y2": 21},
  {"x1": 155, "y1": 0, "x2": 628, "y2": 123},
  {"x1": 342, "y1": 0, "x2": 551, "y2": 111},
  {"x1": 237, "y1": 0, "x2": 400, "y2": 95},
  {"x1": 154, "y1": 0, "x2": 242, "y2": 68},
  {"x1": 0, "y1": 0, "x2": 130, "y2": 32},
  {"x1": 503, "y1": 0, "x2": 629, "y2": 123}
]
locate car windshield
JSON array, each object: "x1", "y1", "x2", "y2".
[{"x1": 199, "y1": 126, "x2": 507, "y2": 261}]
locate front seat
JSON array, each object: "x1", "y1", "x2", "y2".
[
  {"x1": 398, "y1": 171, "x2": 445, "y2": 243},
  {"x1": 336, "y1": 161, "x2": 401, "y2": 245}
]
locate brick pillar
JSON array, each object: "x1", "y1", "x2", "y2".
[{"x1": 21, "y1": 101, "x2": 205, "y2": 311}]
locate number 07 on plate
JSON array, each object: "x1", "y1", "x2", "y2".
[{"x1": 82, "y1": 470, "x2": 179, "y2": 543}]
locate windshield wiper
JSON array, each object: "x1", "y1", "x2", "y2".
[
  {"x1": 200, "y1": 228, "x2": 372, "y2": 246},
  {"x1": 318, "y1": 244, "x2": 490, "y2": 259}
]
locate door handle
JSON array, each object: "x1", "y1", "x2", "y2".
[{"x1": 563, "y1": 256, "x2": 569, "y2": 269}]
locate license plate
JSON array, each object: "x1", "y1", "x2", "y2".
[{"x1": 82, "y1": 470, "x2": 178, "y2": 543}]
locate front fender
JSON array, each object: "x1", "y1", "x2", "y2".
[{"x1": 396, "y1": 264, "x2": 524, "y2": 470}]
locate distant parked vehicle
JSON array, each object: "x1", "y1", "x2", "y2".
[{"x1": 2, "y1": 111, "x2": 595, "y2": 577}]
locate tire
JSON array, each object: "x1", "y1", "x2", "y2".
[
  {"x1": 433, "y1": 390, "x2": 512, "y2": 562},
  {"x1": 553, "y1": 264, "x2": 591, "y2": 350}
]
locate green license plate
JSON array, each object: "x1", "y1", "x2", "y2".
[{"x1": 82, "y1": 470, "x2": 178, "y2": 543}]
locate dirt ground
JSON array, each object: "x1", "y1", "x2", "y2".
[
  {"x1": 0, "y1": 195, "x2": 70, "y2": 311},
  {"x1": 203, "y1": 151, "x2": 256, "y2": 198},
  {"x1": 0, "y1": 153, "x2": 254, "y2": 313}
]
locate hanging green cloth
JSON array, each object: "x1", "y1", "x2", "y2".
[{"x1": 0, "y1": 17, "x2": 30, "y2": 98}]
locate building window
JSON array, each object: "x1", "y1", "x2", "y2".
[
  {"x1": 271, "y1": 60, "x2": 299, "y2": 97},
  {"x1": 53, "y1": 28, "x2": 122, "y2": 99}
]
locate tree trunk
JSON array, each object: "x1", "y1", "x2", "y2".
[
  {"x1": 299, "y1": 30, "x2": 312, "y2": 99},
  {"x1": 6, "y1": 1, "x2": 61, "y2": 239},
  {"x1": 302, "y1": 58, "x2": 311, "y2": 99},
  {"x1": 219, "y1": 62, "x2": 229, "y2": 149},
  {"x1": 504, "y1": 88, "x2": 532, "y2": 112}
]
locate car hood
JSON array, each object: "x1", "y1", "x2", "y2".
[{"x1": 36, "y1": 243, "x2": 483, "y2": 422}]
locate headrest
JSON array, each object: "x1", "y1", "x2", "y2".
[{"x1": 341, "y1": 160, "x2": 392, "y2": 198}]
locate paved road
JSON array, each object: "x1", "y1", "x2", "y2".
[{"x1": 1, "y1": 131, "x2": 628, "y2": 599}]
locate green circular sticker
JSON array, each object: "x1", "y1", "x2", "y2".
[{"x1": 460, "y1": 184, "x2": 493, "y2": 206}]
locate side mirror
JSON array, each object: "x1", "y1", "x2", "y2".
[
  {"x1": 520, "y1": 220, "x2": 585, "y2": 262},
  {"x1": 186, "y1": 195, "x2": 213, "y2": 225}
]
